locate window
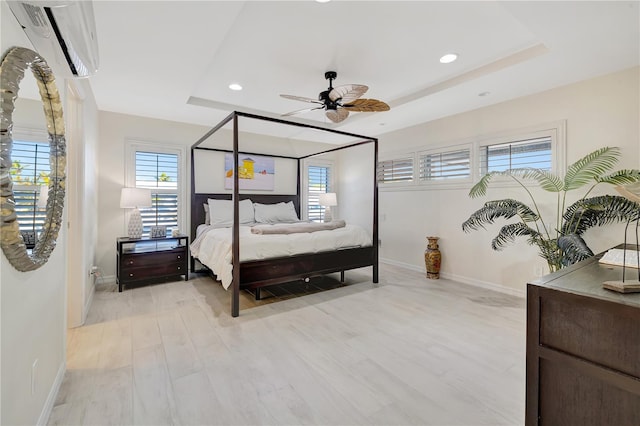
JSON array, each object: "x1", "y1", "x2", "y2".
[
  {"x1": 10, "y1": 139, "x2": 50, "y2": 233},
  {"x1": 126, "y1": 141, "x2": 185, "y2": 238},
  {"x1": 307, "y1": 164, "x2": 331, "y2": 222},
  {"x1": 377, "y1": 157, "x2": 414, "y2": 184},
  {"x1": 480, "y1": 136, "x2": 552, "y2": 174},
  {"x1": 419, "y1": 148, "x2": 470, "y2": 181},
  {"x1": 134, "y1": 151, "x2": 179, "y2": 236}
]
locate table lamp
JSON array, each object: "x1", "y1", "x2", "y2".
[
  {"x1": 318, "y1": 192, "x2": 337, "y2": 223},
  {"x1": 120, "y1": 187, "x2": 152, "y2": 239}
]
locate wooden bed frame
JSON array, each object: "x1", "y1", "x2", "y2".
[{"x1": 191, "y1": 112, "x2": 378, "y2": 317}]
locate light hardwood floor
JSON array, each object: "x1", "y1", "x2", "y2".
[{"x1": 48, "y1": 264, "x2": 526, "y2": 426}]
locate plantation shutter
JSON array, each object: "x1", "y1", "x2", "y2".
[
  {"x1": 10, "y1": 140, "x2": 50, "y2": 232},
  {"x1": 377, "y1": 157, "x2": 414, "y2": 183},
  {"x1": 135, "y1": 151, "x2": 179, "y2": 236},
  {"x1": 480, "y1": 136, "x2": 552, "y2": 174},
  {"x1": 307, "y1": 165, "x2": 331, "y2": 222},
  {"x1": 419, "y1": 149, "x2": 470, "y2": 181}
]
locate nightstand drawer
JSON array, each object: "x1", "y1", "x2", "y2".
[
  {"x1": 121, "y1": 249, "x2": 186, "y2": 269},
  {"x1": 120, "y1": 262, "x2": 186, "y2": 283}
]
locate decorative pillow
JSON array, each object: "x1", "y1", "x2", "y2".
[
  {"x1": 203, "y1": 203, "x2": 210, "y2": 225},
  {"x1": 208, "y1": 198, "x2": 254, "y2": 226},
  {"x1": 254, "y1": 201, "x2": 300, "y2": 224}
]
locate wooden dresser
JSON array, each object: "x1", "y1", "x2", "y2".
[
  {"x1": 116, "y1": 235, "x2": 189, "y2": 292},
  {"x1": 526, "y1": 246, "x2": 640, "y2": 425}
]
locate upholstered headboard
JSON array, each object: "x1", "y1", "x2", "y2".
[{"x1": 190, "y1": 193, "x2": 300, "y2": 241}]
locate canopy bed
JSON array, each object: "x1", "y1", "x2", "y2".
[{"x1": 190, "y1": 111, "x2": 378, "y2": 317}]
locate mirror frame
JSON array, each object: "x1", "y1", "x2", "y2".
[{"x1": 1, "y1": 46, "x2": 66, "y2": 271}]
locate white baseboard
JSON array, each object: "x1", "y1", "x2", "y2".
[
  {"x1": 37, "y1": 361, "x2": 65, "y2": 426},
  {"x1": 100, "y1": 275, "x2": 116, "y2": 284},
  {"x1": 380, "y1": 257, "x2": 424, "y2": 273},
  {"x1": 83, "y1": 280, "x2": 95, "y2": 325},
  {"x1": 380, "y1": 257, "x2": 525, "y2": 298}
]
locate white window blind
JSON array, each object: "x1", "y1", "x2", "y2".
[
  {"x1": 135, "y1": 151, "x2": 179, "y2": 236},
  {"x1": 377, "y1": 157, "x2": 414, "y2": 183},
  {"x1": 307, "y1": 165, "x2": 331, "y2": 222},
  {"x1": 480, "y1": 136, "x2": 552, "y2": 174},
  {"x1": 419, "y1": 148, "x2": 470, "y2": 181},
  {"x1": 10, "y1": 140, "x2": 50, "y2": 232}
]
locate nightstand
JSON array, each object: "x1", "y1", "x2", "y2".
[{"x1": 116, "y1": 235, "x2": 189, "y2": 292}]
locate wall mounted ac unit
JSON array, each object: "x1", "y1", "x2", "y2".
[{"x1": 7, "y1": 0, "x2": 99, "y2": 78}]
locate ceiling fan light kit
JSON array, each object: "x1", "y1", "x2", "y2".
[{"x1": 281, "y1": 71, "x2": 390, "y2": 123}]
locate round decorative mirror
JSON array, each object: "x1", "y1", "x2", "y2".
[{"x1": 1, "y1": 46, "x2": 66, "y2": 271}]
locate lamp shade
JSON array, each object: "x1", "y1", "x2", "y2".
[
  {"x1": 120, "y1": 188, "x2": 152, "y2": 208},
  {"x1": 36, "y1": 185, "x2": 49, "y2": 208},
  {"x1": 318, "y1": 192, "x2": 337, "y2": 207}
]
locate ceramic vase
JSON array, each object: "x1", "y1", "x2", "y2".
[{"x1": 425, "y1": 236, "x2": 441, "y2": 279}]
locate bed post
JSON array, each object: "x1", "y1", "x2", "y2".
[
  {"x1": 373, "y1": 138, "x2": 379, "y2": 284},
  {"x1": 232, "y1": 113, "x2": 241, "y2": 317}
]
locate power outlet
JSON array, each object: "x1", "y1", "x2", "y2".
[{"x1": 31, "y1": 359, "x2": 38, "y2": 395}]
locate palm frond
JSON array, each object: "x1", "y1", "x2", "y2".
[
  {"x1": 462, "y1": 199, "x2": 539, "y2": 232},
  {"x1": 561, "y1": 195, "x2": 640, "y2": 236},
  {"x1": 557, "y1": 234, "x2": 594, "y2": 266},
  {"x1": 491, "y1": 222, "x2": 541, "y2": 250},
  {"x1": 469, "y1": 171, "x2": 503, "y2": 198},
  {"x1": 596, "y1": 169, "x2": 640, "y2": 185},
  {"x1": 469, "y1": 168, "x2": 563, "y2": 198},
  {"x1": 563, "y1": 147, "x2": 620, "y2": 191},
  {"x1": 504, "y1": 168, "x2": 563, "y2": 192}
]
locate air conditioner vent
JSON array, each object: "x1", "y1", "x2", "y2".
[{"x1": 8, "y1": 0, "x2": 99, "y2": 78}]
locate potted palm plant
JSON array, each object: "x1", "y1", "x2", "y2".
[{"x1": 462, "y1": 147, "x2": 640, "y2": 273}]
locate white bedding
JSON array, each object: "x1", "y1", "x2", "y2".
[{"x1": 190, "y1": 224, "x2": 372, "y2": 289}]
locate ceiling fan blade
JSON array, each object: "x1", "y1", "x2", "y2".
[
  {"x1": 280, "y1": 94, "x2": 323, "y2": 104},
  {"x1": 343, "y1": 98, "x2": 390, "y2": 112},
  {"x1": 329, "y1": 84, "x2": 368, "y2": 104},
  {"x1": 281, "y1": 105, "x2": 324, "y2": 117},
  {"x1": 325, "y1": 108, "x2": 349, "y2": 123}
]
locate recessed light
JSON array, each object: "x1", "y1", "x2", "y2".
[
  {"x1": 478, "y1": 91, "x2": 490, "y2": 97},
  {"x1": 229, "y1": 83, "x2": 243, "y2": 91},
  {"x1": 316, "y1": 0, "x2": 331, "y2": 3},
  {"x1": 439, "y1": 53, "x2": 458, "y2": 64}
]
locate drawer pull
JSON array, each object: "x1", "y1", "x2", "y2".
[
  {"x1": 129, "y1": 273, "x2": 134, "y2": 277},
  {"x1": 177, "y1": 255, "x2": 181, "y2": 259},
  {"x1": 128, "y1": 260, "x2": 134, "y2": 265},
  {"x1": 177, "y1": 267, "x2": 181, "y2": 270}
]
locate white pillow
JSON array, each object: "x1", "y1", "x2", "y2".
[
  {"x1": 208, "y1": 198, "x2": 254, "y2": 226},
  {"x1": 254, "y1": 201, "x2": 300, "y2": 224}
]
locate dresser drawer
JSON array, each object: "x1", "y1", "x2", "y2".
[
  {"x1": 539, "y1": 291, "x2": 640, "y2": 378},
  {"x1": 120, "y1": 262, "x2": 186, "y2": 283},
  {"x1": 121, "y1": 249, "x2": 186, "y2": 269}
]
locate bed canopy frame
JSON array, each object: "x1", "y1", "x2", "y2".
[{"x1": 191, "y1": 111, "x2": 378, "y2": 317}]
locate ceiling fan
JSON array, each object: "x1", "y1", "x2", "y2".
[{"x1": 280, "y1": 71, "x2": 390, "y2": 123}]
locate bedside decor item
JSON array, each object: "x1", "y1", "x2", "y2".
[
  {"x1": 424, "y1": 236, "x2": 441, "y2": 279},
  {"x1": 462, "y1": 147, "x2": 640, "y2": 273},
  {"x1": 319, "y1": 192, "x2": 337, "y2": 222},
  {"x1": 120, "y1": 188, "x2": 151, "y2": 239},
  {"x1": 599, "y1": 182, "x2": 640, "y2": 293},
  {"x1": 1, "y1": 47, "x2": 67, "y2": 271},
  {"x1": 150, "y1": 225, "x2": 166, "y2": 238}
]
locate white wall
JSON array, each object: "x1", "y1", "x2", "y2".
[
  {"x1": 1, "y1": 3, "x2": 67, "y2": 422},
  {"x1": 336, "y1": 142, "x2": 376, "y2": 232},
  {"x1": 377, "y1": 66, "x2": 640, "y2": 295},
  {"x1": 96, "y1": 111, "x2": 210, "y2": 280},
  {"x1": 66, "y1": 78, "x2": 100, "y2": 328},
  {"x1": 194, "y1": 149, "x2": 298, "y2": 194}
]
